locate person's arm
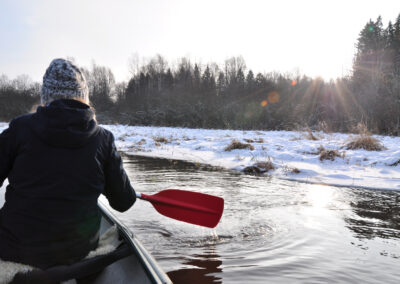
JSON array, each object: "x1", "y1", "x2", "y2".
[
  {"x1": 103, "y1": 134, "x2": 136, "y2": 212},
  {"x1": 0, "y1": 123, "x2": 17, "y2": 188}
]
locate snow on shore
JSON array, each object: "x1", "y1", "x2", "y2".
[
  {"x1": 1, "y1": 122, "x2": 399, "y2": 190},
  {"x1": 101, "y1": 124, "x2": 400, "y2": 191}
]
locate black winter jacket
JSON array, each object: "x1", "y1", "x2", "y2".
[{"x1": 0, "y1": 99, "x2": 136, "y2": 269}]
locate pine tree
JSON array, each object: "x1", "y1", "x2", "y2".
[
  {"x1": 216, "y1": 72, "x2": 225, "y2": 96},
  {"x1": 255, "y1": 73, "x2": 266, "y2": 87},
  {"x1": 163, "y1": 68, "x2": 174, "y2": 90},
  {"x1": 193, "y1": 64, "x2": 201, "y2": 91},
  {"x1": 386, "y1": 21, "x2": 395, "y2": 49},
  {"x1": 356, "y1": 17, "x2": 385, "y2": 54},
  {"x1": 394, "y1": 14, "x2": 400, "y2": 74},
  {"x1": 236, "y1": 68, "x2": 245, "y2": 93},
  {"x1": 201, "y1": 66, "x2": 215, "y2": 92},
  {"x1": 246, "y1": 70, "x2": 255, "y2": 92},
  {"x1": 124, "y1": 78, "x2": 137, "y2": 108}
]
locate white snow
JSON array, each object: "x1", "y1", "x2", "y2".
[{"x1": 1, "y1": 122, "x2": 399, "y2": 191}]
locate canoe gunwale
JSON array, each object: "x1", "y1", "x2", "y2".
[{"x1": 98, "y1": 201, "x2": 172, "y2": 284}]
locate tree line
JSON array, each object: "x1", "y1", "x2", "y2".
[{"x1": 1, "y1": 14, "x2": 400, "y2": 135}]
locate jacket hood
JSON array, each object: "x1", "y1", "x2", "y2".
[{"x1": 32, "y1": 99, "x2": 99, "y2": 148}]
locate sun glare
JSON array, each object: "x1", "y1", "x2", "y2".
[
  {"x1": 267, "y1": 91, "x2": 280, "y2": 104},
  {"x1": 307, "y1": 185, "x2": 335, "y2": 209}
]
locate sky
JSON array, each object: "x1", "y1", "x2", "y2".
[{"x1": 1, "y1": 0, "x2": 400, "y2": 82}]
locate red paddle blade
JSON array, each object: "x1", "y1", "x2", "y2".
[{"x1": 140, "y1": 189, "x2": 224, "y2": 228}]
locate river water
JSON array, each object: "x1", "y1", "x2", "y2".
[
  {"x1": 1, "y1": 154, "x2": 398, "y2": 283},
  {"x1": 107, "y1": 155, "x2": 400, "y2": 284}
]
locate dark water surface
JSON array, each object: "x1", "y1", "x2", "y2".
[{"x1": 109, "y1": 155, "x2": 400, "y2": 284}]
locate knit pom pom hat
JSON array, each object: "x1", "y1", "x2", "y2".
[{"x1": 41, "y1": 58, "x2": 89, "y2": 105}]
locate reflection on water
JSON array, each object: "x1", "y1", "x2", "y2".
[
  {"x1": 346, "y1": 189, "x2": 400, "y2": 240},
  {"x1": 168, "y1": 249, "x2": 223, "y2": 284},
  {"x1": 111, "y1": 155, "x2": 400, "y2": 284}
]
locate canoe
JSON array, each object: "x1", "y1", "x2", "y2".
[
  {"x1": 9, "y1": 201, "x2": 172, "y2": 284},
  {"x1": 94, "y1": 201, "x2": 172, "y2": 284}
]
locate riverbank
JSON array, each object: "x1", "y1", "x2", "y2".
[
  {"x1": 101, "y1": 124, "x2": 400, "y2": 191},
  {"x1": 1, "y1": 122, "x2": 399, "y2": 190}
]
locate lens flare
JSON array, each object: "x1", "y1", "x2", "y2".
[
  {"x1": 261, "y1": 100, "x2": 268, "y2": 107},
  {"x1": 267, "y1": 91, "x2": 280, "y2": 104},
  {"x1": 291, "y1": 80, "x2": 297, "y2": 86}
]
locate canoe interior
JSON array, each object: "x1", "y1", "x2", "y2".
[{"x1": 94, "y1": 202, "x2": 172, "y2": 284}]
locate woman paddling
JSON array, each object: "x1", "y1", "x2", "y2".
[{"x1": 0, "y1": 58, "x2": 136, "y2": 269}]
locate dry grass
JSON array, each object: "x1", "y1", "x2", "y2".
[
  {"x1": 305, "y1": 128, "x2": 318, "y2": 140},
  {"x1": 290, "y1": 167, "x2": 301, "y2": 174},
  {"x1": 243, "y1": 158, "x2": 275, "y2": 174},
  {"x1": 290, "y1": 131, "x2": 318, "y2": 141},
  {"x1": 153, "y1": 136, "x2": 170, "y2": 144},
  {"x1": 346, "y1": 135, "x2": 384, "y2": 151},
  {"x1": 353, "y1": 122, "x2": 370, "y2": 136},
  {"x1": 293, "y1": 125, "x2": 319, "y2": 140},
  {"x1": 316, "y1": 121, "x2": 331, "y2": 133},
  {"x1": 224, "y1": 140, "x2": 255, "y2": 151},
  {"x1": 283, "y1": 165, "x2": 301, "y2": 174},
  {"x1": 127, "y1": 145, "x2": 149, "y2": 152},
  {"x1": 318, "y1": 146, "x2": 344, "y2": 161},
  {"x1": 255, "y1": 161, "x2": 275, "y2": 171},
  {"x1": 389, "y1": 159, "x2": 400, "y2": 167},
  {"x1": 345, "y1": 122, "x2": 384, "y2": 151},
  {"x1": 244, "y1": 138, "x2": 264, "y2": 143}
]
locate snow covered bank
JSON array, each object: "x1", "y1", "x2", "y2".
[
  {"x1": 1, "y1": 122, "x2": 399, "y2": 190},
  {"x1": 101, "y1": 124, "x2": 400, "y2": 191}
]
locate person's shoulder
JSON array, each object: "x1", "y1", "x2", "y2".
[
  {"x1": 95, "y1": 126, "x2": 118, "y2": 158},
  {"x1": 9, "y1": 113, "x2": 35, "y2": 129},
  {"x1": 96, "y1": 125, "x2": 115, "y2": 142}
]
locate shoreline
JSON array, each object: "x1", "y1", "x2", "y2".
[{"x1": 1, "y1": 122, "x2": 399, "y2": 191}]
